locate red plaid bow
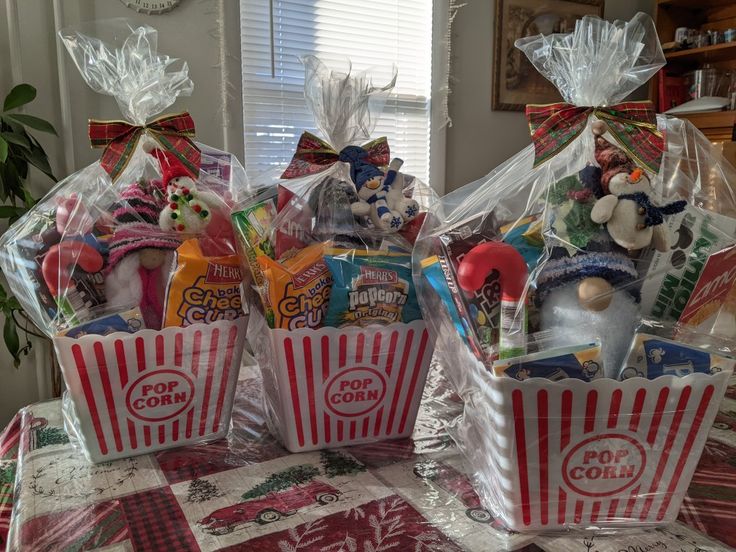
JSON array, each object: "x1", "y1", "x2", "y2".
[
  {"x1": 526, "y1": 101, "x2": 664, "y2": 173},
  {"x1": 88, "y1": 112, "x2": 200, "y2": 181},
  {"x1": 281, "y1": 131, "x2": 390, "y2": 179}
]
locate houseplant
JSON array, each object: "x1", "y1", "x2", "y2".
[{"x1": 0, "y1": 83, "x2": 57, "y2": 367}]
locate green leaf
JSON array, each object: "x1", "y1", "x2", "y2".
[
  {"x1": 18, "y1": 142, "x2": 55, "y2": 181},
  {"x1": 3, "y1": 84, "x2": 36, "y2": 112},
  {"x1": 0, "y1": 131, "x2": 30, "y2": 149},
  {"x1": 0, "y1": 284, "x2": 7, "y2": 303},
  {"x1": 0, "y1": 205, "x2": 27, "y2": 219},
  {"x1": 4, "y1": 114, "x2": 57, "y2": 135},
  {"x1": 0, "y1": 136, "x2": 7, "y2": 163},
  {"x1": 3, "y1": 316, "x2": 20, "y2": 367},
  {"x1": 22, "y1": 187, "x2": 37, "y2": 208}
]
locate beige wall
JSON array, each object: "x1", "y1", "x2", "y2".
[{"x1": 445, "y1": 0, "x2": 655, "y2": 191}]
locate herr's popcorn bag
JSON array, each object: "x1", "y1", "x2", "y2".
[
  {"x1": 324, "y1": 246, "x2": 420, "y2": 327},
  {"x1": 242, "y1": 57, "x2": 437, "y2": 452},
  {"x1": 414, "y1": 13, "x2": 736, "y2": 534},
  {"x1": 0, "y1": 22, "x2": 249, "y2": 462}
]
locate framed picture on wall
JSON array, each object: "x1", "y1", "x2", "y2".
[{"x1": 492, "y1": 0, "x2": 604, "y2": 111}]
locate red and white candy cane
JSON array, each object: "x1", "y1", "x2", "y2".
[
  {"x1": 41, "y1": 240, "x2": 104, "y2": 297},
  {"x1": 457, "y1": 241, "x2": 528, "y2": 359}
]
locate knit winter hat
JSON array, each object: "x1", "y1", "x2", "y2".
[
  {"x1": 339, "y1": 145, "x2": 384, "y2": 188},
  {"x1": 535, "y1": 231, "x2": 640, "y2": 306},
  {"x1": 107, "y1": 180, "x2": 181, "y2": 270},
  {"x1": 594, "y1": 137, "x2": 635, "y2": 194},
  {"x1": 151, "y1": 149, "x2": 191, "y2": 186}
]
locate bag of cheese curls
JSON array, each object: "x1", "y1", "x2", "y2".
[
  {"x1": 163, "y1": 238, "x2": 245, "y2": 327},
  {"x1": 257, "y1": 242, "x2": 332, "y2": 330}
]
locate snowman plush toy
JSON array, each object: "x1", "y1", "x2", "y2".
[
  {"x1": 535, "y1": 124, "x2": 686, "y2": 377},
  {"x1": 338, "y1": 145, "x2": 419, "y2": 232},
  {"x1": 153, "y1": 149, "x2": 220, "y2": 235},
  {"x1": 590, "y1": 124, "x2": 687, "y2": 252}
]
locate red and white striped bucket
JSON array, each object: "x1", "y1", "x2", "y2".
[
  {"x1": 249, "y1": 310, "x2": 434, "y2": 452},
  {"x1": 466, "y1": 370, "x2": 731, "y2": 531},
  {"x1": 54, "y1": 318, "x2": 247, "y2": 462}
]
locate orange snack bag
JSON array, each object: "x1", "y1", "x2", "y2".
[
  {"x1": 163, "y1": 238, "x2": 244, "y2": 327},
  {"x1": 258, "y1": 243, "x2": 331, "y2": 330}
]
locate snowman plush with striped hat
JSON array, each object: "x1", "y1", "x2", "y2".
[
  {"x1": 153, "y1": 149, "x2": 218, "y2": 235},
  {"x1": 339, "y1": 145, "x2": 419, "y2": 232}
]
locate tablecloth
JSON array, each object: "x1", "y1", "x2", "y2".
[{"x1": 1, "y1": 361, "x2": 735, "y2": 552}]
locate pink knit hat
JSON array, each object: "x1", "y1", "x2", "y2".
[{"x1": 107, "y1": 180, "x2": 181, "y2": 270}]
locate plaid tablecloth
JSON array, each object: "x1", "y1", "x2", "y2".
[{"x1": 1, "y1": 362, "x2": 735, "y2": 552}]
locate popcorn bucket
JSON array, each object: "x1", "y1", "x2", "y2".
[
  {"x1": 466, "y1": 368, "x2": 731, "y2": 531},
  {"x1": 249, "y1": 310, "x2": 434, "y2": 452},
  {"x1": 53, "y1": 318, "x2": 247, "y2": 462}
]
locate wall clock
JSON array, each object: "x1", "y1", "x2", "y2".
[{"x1": 119, "y1": 0, "x2": 181, "y2": 15}]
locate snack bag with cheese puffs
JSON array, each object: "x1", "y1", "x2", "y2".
[
  {"x1": 163, "y1": 238, "x2": 245, "y2": 327},
  {"x1": 258, "y1": 243, "x2": 332, "y2": 330}
]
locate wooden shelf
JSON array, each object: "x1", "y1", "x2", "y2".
[
  {"x1": 659, "y1": 0, "x2": 734, "y2": 8},
  {"x1": 673, "y1": 110, "x2": 736, "y2": 141},
  {"x1": 665, "y1": 42, "x2": 736, "y2": 64}
]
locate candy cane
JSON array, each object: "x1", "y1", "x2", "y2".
[
  {"x1": 41, "y1": 241, "x2": 104, "y2": 297},
  {"x1": 457, "y1": 241, "x2": 528, "y2": 359}
]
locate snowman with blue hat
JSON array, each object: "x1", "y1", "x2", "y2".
[{"x1": 339, "y1": 146, "x2": 419, "y2": 232}]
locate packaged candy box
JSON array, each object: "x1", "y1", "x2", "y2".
[
  {"x1": 414, "y1": 13, "x2": 736, "y2": 532},
  {"x1": 0, "y1": 23, "x2": 249, "y2": 462},
  {"x1": 234, "y1": 57, "x2": 436, "y2": 452}
]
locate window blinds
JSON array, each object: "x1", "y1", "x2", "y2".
[{"x1": 240, "y1": 0, "x2": 434, "y2": 184}]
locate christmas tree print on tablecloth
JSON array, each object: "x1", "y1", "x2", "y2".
[
  {"x1": 242, "y1": 465, "x2": 320, "y2": 500},
  {"x1": 186, "y1": 478, "x2": 224, "y2": 503},
  {"x1": 34, "y1": 426, "x2": 69, "y2": 449},
  {"x1": 320, "y1": 450, "x2": 366, "y2": 478}
]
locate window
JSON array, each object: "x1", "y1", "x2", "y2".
[{"x1": 240, "y1": 0, "x2": 439, "y2": 188}]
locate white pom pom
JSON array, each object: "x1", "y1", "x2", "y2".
[{"x1": 540, "y1": 284, "x2": 640, "y2": 378}]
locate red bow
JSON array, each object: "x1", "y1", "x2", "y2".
[
  {"x1": 526, "y1": 101, "x2": 664, "y2": 173},
  {"x1": 281, "y1": 131, "x2": 390, "y2": 179},
  {"x1": 89, "y1": 112, "x2": 200, "y2": 181}
]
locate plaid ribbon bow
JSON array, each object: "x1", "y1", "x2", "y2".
[
  {"x1": 88, "y1": 112, "x2": 200, "y2": 181},
  {"x1": 526, "y1": 101, "x2": 664, "y2": 174},
  {"x1": 281, "y1": 131, "x2": 390, "y2": 179}
]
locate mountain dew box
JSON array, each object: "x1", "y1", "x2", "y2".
[
  {"x1": 640, "y1": 206, "x2": 736, "y2": 321},
  {"x1": 232, "y1": 197, "x2": 277, "y2": 324},
  {"x1": 231, "y1": 197, "x2": 277, "y2": 290},
  {"x1": 324, "y1": 247, "x2": 421, "y2": 328}
]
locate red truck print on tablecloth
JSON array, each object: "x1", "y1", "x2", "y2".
[
  {"x1": 413, "y1": 460, "x2": 493, "y2": 524},
  {"x1": 197, "y1": 480, "x2": 341, "y2": 535}
]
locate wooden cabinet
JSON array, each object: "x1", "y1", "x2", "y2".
[{"x1": 653, "y1": 0, "x2": 736, "y2": 141}]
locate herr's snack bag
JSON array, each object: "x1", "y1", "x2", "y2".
[
  {"x1": 163, "y1": 238, "x2": 244, "y2": 327},
  {"x1": 258, "y1": 242, "x2": 332, "y2": 329},
  {"x1": 324, "y1": 247, "x2": 421, "y2": 328}
]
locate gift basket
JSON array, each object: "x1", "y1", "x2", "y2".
[
  {"x1": 414, "y1": 13, "x2": 736, "y2": 532},
  {"x1": 0, "y1": 22, "x2": 249, "y2": 462},
  {"x1": 233, "y1": 57, "x2": 437, "y2": 452}
]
